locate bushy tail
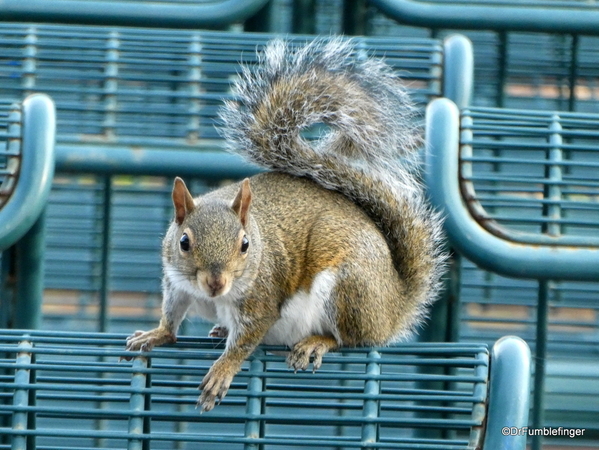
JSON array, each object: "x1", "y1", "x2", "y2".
[{"x1": 219, "y1": 38, "x2": 447, "y2": 330}]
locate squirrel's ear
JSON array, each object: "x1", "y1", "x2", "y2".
[
  {"x1": 231, "y1": 178, "x2": 252, "y2": 228},
  {"x1": 172, "y1": 177, "x2": 195, "y2": 225}
]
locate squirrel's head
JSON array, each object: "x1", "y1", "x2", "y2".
[{"x1": 168, "y1": 177, "x2": 254, "y2": 299}]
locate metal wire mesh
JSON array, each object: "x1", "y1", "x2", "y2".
[
  {"x1": 453, "y1": 107, "x2": 599, "y2": 438},
  {"x1": 0, "y1": 102, "x2": 21, "y2": 209},
  {"x1": 459, "y1": 258, "x2": 599, "y2": 433},
  {"x1": 460, "y1": 107, "x2": 599, "y2": 246},
  {"x1": 0, "y1": 331, "x2": 489, "y2": 449},
  {"x1": 0, "y1": 24, "x2": 442, "y2": 150}
]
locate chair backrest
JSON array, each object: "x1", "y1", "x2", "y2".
[
  {"x1": 425, "y1": 98, "x2": 599, "y2": 281},
  {"x1": 425, "y1": 97, "x2": 599, "y2": 447},
  {"x1": 0, "y1": 330, "x2": 530, "y2": 450},
  {"x1": 0, "y1": 25, "x2": 472, "y2": 175},
  {"x1": 370, "y1": 0, "x2": 599, "y2": 34},
  {"x1": 0, "y1": 0, "x2": 269, "y2": 29}
]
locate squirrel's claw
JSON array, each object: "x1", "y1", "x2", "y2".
[
  {"x1": 121, "y1": 327, "x2": 176, "y2": 362},
  {"x1": 287, "y1": 335, "x2": 337, "y2": 373},
  {"x1": 287, "y1": 345, "x2": 311, "y2": 372},
  {"x1": 197, "y1": 361, "x2": 235, "y2": 412},
  {"x1": 208, "y1": 325, "x2": 229, "y2": 339}
]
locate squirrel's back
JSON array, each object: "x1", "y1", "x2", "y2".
[{"x1": 220, "y1": 38, "x2": 447, "y2": 338}]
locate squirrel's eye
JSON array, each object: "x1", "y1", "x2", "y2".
[
  {"x1": 240, "y1": 235, "x2": 249, "y2": 254},
  {"x1": 180, "y1": 233, "x2": 190, "y2": 252}
]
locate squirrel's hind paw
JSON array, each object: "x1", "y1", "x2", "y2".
[
  {"x1": 208, "y1": 325, "x2": 229, "y2": 338},
  {"x1": 287, "y1": 335, "x2": 338, "y2": 373}
]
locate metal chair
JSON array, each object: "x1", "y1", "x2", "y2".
[
  {"x1": 0, "y1": 94, "x2": 55, "y2": 330},
  {"x1": 371, "y1": 0, "x2": 599, "y2": 35},
  {"x1": 0, "y1": 0, "x2": 269, "y2": 29},
  {"x1": 0, "y1": 330, "x2": 531, "y2": 450},
  {"x1": 0, "y1": 26, "x2": 472, "y2": 331},
  {"x1": 426, "y1": 98, "x2": 599, "y2": 449}
]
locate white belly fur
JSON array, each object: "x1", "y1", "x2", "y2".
[{"x1": 262, "y1": 269, "x2": 340, "y2": 347}]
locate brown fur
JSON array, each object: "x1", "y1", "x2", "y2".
[{"x1": 125, "y1": 39, "x2": 447, "y2": 412}]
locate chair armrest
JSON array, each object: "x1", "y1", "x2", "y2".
[
  {"x1": 484, "y1": 336, "x2": 531, "y2": 449},
  {"x1": 443, "y1": 35, "x2": 473, "y2": 110},
  {"x1": 0, "y1": 94, "x2": 55, "y2": 251}
]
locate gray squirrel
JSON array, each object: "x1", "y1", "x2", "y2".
[{"x1": 125, "y1": 38, "x2": 447, "y2": 412}]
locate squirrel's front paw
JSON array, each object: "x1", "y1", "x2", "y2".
[
  {"x1": 122, "y1": 328, "x2": 176, "y2": 361},
  {"x1": 197, "y1": 361, "x2": 236, "y2": 412}
]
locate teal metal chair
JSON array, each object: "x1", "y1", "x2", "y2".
[
  {"x1": 425, "y1": 98, "x2": 599, "y2": 449},
  {"x1": 0, "y1": 95, "x2": 55, "y2": 252},
  {"x1": 0, "y1": 26, "x2": 473, "y2": 175},
  {"x1": 0, "y1": 0, "x2": 269, "y2": 29},
  {"x1": 0, "y1": 94, "x2": 55, "y2": 330},
  {"x1": 368, "y1": 0, "x2": 599, "y2": 126},
  {"x1": 0, "y1": 330, "x2": 531, "y2": 450},
  {"x1": 371, "y1": 0, "x2": 599, "y2": 35},
  {"x1": 0, "y1": 26, "x2": 473, "y2": 331}
]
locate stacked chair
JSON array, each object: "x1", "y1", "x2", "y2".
[
  {"x1": 7, "y1": 0, "x2": 599, "y2": 448},
  {"x1": 374, "y1": 1, "x2": 599, "y2": 449}
]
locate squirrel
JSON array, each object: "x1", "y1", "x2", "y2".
[{"x1": 125, "y1": 38, "x2": 447, "y2": 412}]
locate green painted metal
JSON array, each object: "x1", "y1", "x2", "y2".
[
  {"x1": 13, "y1": 211, "x2": 46, "y2": 330},
  {"x1": 495, "y1": 32, "x2": 508, "y2": 109},
  {"x1": 0, "y1": 252, "x2": 11, "y2": 329},
  {"x1": 531, "y1": 281, "x2": 549, "y2": 450},
  {"x1": 292, "y1": 0, "x2": 316, "y2": 34},
  {"x1": 462, "y1": 32, "x2": 599, "y2": 113},
  {"x1": 457, "y1": 260, "x2": 599, "y2": 349},
  {"x1": 467, "y1": 349, "x2": 488, "y2": 447},
  {"x1": 10, "y1": 340, "x2": 32, "y2": 450},
  {"x1": 127, "y1": 356, "x2": 148, "y2": 450},
  {"x1": 458, "y1": 108, "x2": 599, "y2": 248},
  {"x1": 0, "y1": 95, "x2": 54, "y2": 332},
  {"x1": 0, "y1": 0, "x2": 270, "y2": 29},
  {"x1": 426, "y1": 98, "x2": 599, "y2": 442},
  {"x1": 361, "y1": 350, "x2": 382, "y2": 445},
  {"x1": 457, "y1": 256, "x2": 599, "y2": 434},
  {"x1": 0, "y1": 27, "x2": 472, "y2": 328},
  {"x1": 482, "y1": 336, "x2": 531, "y2": 449},
  {"x1": 568, "y1": 35, "x2": 580, "y2": 112},
  {"x1": 442, "y1": 35, "x2": 473, "y2": 110},
  {"x1": 99, "y1": 176, "x2": 112, "y2": 333},
  {"x1": 0, "y1": 330, "x2": 530, "y2": 449},
  {"x1": 342, "y1": 0, "x2": 368, "y2": 36},
  {"x1": 0, "y1": 94, "x2": 55, "y2": 252},
  {"x1": 55, "y1": 147, "x2": 262, "y2": 178},
  {"x1": 425, "y1": 98, "x2": 599, "y2": 281},
  {"x1": 371, "y1": 0, "x2": 599, "y2": 34},
  {"x1": 244, "y1": 353, "x2": 264, "y2": 450},
  {"x1": 0, "y1": 25, "x2": 471, "y2": 178}
]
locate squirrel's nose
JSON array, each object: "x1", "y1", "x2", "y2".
[{"x1": 206, "y1": 274, "x2": 226, "y2": 297}]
